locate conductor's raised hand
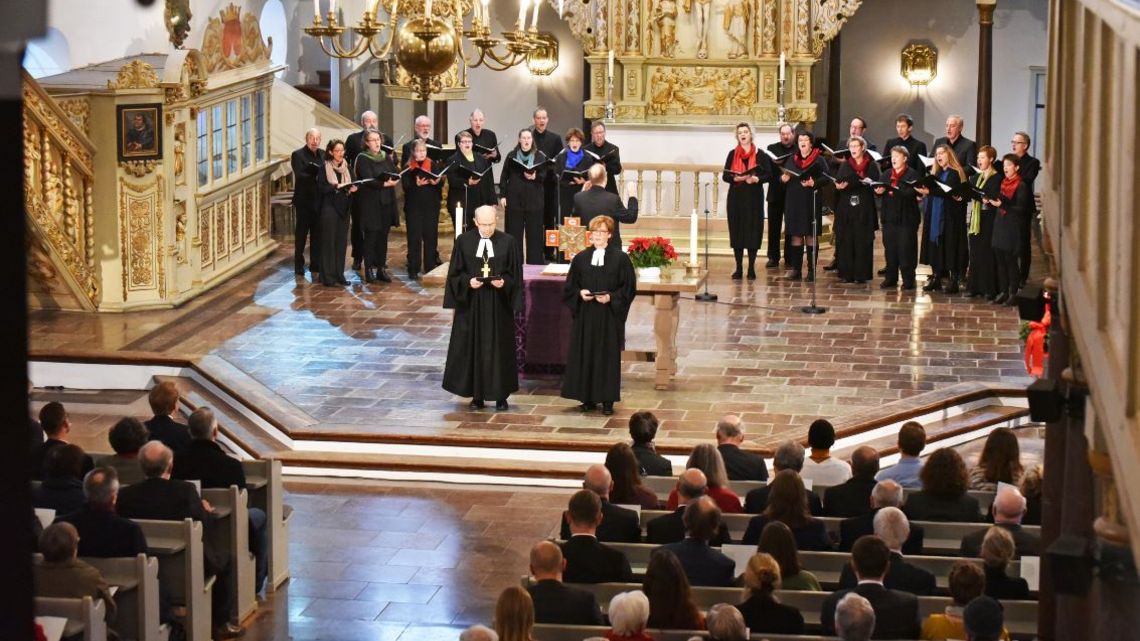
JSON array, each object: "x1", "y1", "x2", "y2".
[
  {"x1": 470, "y1": 277, "x2": 485, "y2": 289},
  {"x1": 579, "y1": 289, "x2": 594, "y2": 301}
]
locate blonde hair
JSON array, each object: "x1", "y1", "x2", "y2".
[
  {"x1": 743, "y1": 553, "x2": 782, "y2": 597},
  {"x1": 494, "y1": 586, "x2": 534, "y2": 641},
  {"x1": 981, "y1": 526, "x2": 1016, "y2": 569}
]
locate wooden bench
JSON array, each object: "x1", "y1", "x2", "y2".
[
  {"x1": 35, "y1": 596, "x2": 108, "y2": 641},
  {"x1": 241, "y1": 458, "x2": 292, "y2": 591},
  {"x1": 535, "y1": 624, "x2": 835, "y2": 641},
  {"x1": 201, "y1": 486, "x2": 257, "y2": 622},
  {"x1": 82, "y1": 554, "x2": 163, "y2": 641},
  {"x1": 134, "y1": 518, "x2": 212, "y2": 641}
]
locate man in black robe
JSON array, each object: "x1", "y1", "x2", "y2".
[
  {"x1": 290, "y1": 128, "x2": 326, "y2": 276},
  {"x1": 840, "y1": 116, "x2": 878, "y2": 153},
  {"x1": 765, "y1": 124, "x2": 796, "y2": 268},
  {"x1": 345, "y1": 111, "x2": 393, "y2": 271},
  {"x1": 401, "y1": 115, "x2": 442, "y2": 165},
  {"x1": 883, "y1": 113, "x2": 929, "y2": 174},
  {"x1": 455, "y1": 108, "x2": 501, "y2": 166},
  {"x1": 442, "y1": 206, "x2": 523, "y2": 411},
  {"x1": 583, "y1": 121, "x2": 622, "y2": 194},
  {"x1": 530, "y1": 107, "x2": 563, "y2": 259},
  {"x1": 932, "y1": 114, "x2": 978, "y2": 171},
  {"x1": 572, "y1": 165, "x2": 639, "y2": 250},
  {"x1": 1011, "y1": 131, "x2": 1040, "y2": 285}
]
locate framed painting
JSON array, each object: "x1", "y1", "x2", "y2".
[{"x1": 117, "y1": 103, "x2": 163, "y2": 161}]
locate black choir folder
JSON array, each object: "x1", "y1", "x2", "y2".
[
  {"x1": 725, "y1": 166, "x2": 763, "y2": 177},
  {"x1": 586, "y1": 148, "x2": 617, "y2": 161},
  {"x1": 907, "y1": 174, "x2": 952, "y2": 194},
  {"x1": 411, "y1": 163, "x2": 451, "y2": 180},
  {"x1": 946, "y1": 181, "x2": 987, "y2": 199},
  {"x1": 861, "y1": 177, "x2": 903, "y2": 194},
  {"x1": 474, "y1": 143, "x2": 499, "y2": 156},
  {"x1": 781, "y1": 164, "x2": 834, "y2": 184},
  {"x1": 763, "y1": 149, "x2": 793, "y2": 163},
  {"x1": 455, "y1": 164, "x2": 492, "y2": 181},
  {"x1": 510, "y1": 155, "x2": 549, "y2": 171}
]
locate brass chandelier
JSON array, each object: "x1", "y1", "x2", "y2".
[{"x1": 304, "y1": 0, "x2": 560, "y2": 100}]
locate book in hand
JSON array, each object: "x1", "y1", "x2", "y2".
[
  {"x1": 510, "y1": 155, "x2": 549, "y2": 171},
  {"x1": 585, "y1": 148, "x2": 618, "y2": 161},
  {"x1": 412, "y1": 162, "x2": 451, "y2": 180},
  {"x1": 474, "y1": 142, "x2": 500, "y2": 156},
  {"x1": 456, "y1": 164, "x2": 492, "y2": 180},
  {"x1": 917, "y1": 154, "x2": 936, "y2": 168},
  {"x1": 827, "y1": 145, "x2": 884, "y2": 163},
  {"x1": 381, "y1": 167, "x2": 413, "y2": 182},
  {"x1": 381, "y1": 134, "x2": 407, "y2": 155},
  {"x1": 861, "y1": 177, "x2": 901, "y2": 193},
  {"x1": 907, "y1": 174, "x2": 952, "y2": 194},
  {"x1": 589, "y1": 291, "x2": 609, "y2": 297},
  {"x1": 725, "y1": 165, "x2": 762, "y2": 177},
  {"x1": 560, "y1": 167, "x2": 589, "y2": 182},
  {"x1": 343, "y1": 177, "x2": 378, "y2": 188},
  {"x1": 946, "y1": 181, "x2": 986, "y2": 200},
  {"x1": 782, "y1": 164, "x2": 834, "y2": 184},
  {"x1": 476, "y1": 274, "x2": 502, "y2": 283},
  {"x1": 763, "y1": 148, "x2": 793, "y2": 163},
  {"x1": 423, "y1": 143, "x2": 451, "y2": 162}
]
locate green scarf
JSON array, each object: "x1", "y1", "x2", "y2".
[
  {"x1": 969, "y1": 168, "x2": 996, "y2": 235},
  {"x1": 360, "y1": 149, "x2": 387, "y2": 163}
]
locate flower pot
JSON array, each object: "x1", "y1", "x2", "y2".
[{"x1": 636, "y1": 267, "x2": 661, "y2": 280}]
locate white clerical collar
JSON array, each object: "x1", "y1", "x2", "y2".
[
  {"x1": 590, "y1": 248, "x2": 605, "y2": 266},
  {"x1": 477, "y1": 237, "x2": 494, "y2": 258}
]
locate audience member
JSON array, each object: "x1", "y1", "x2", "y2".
[
  {"x1": 645, "y1": 468, "x2": 731, "y2": 545},
  {"x1": 743, "y1": 440, "x2": 823, "y2": 514},
  {"x1": 560, "y1": 465, "x2": 641, "y2": 542},
  {"x1": 839, "y1": 480, "x2": 925, "y2": 555},
  {"x1": 875, "y1": 422, "x2": 926, "y2": 489},
  {"x1": 116, "y1": 441, "x2": 242, "y2": 639},
  {"x1": 145, "y1": 381, "x2": 191, "y2": 453},
  {"x1": 904, "y1": 448, "x2": 982, "y2": 522},
  {"x1": 963, "y1": 596, "x2": 1006, "y2": 641},
  {"x1": 28, "y1": 383, "x2": 45, "y2": 453},
  {"x1": 839, "y1": 508, "x2": 935, "y2": 595},
  {"x1": 1019, "y1": 465, "x2": 1043, "y2": 525},
  {"x1": 105, "y1": 417, "x2": 149, "y2": 485},
  {"x1": 706, "y1": 604, "x2": 747, "y2": 641},
  {"x1": 666, "y1": 444, "x2": 742, "y2": 513},
  {"x1": 737, "y1": 552, "x2": 805, "y2": 634},
  {"x1": 742, "y1": 469, "x2": 831, "y2": 550},
  {"x1": 835, "y1": 592, "x2": 876, "y2": 641},
  {"x1": 820, "y1": 536, "x2": 920, "y2": 639},
  {"x1": 57, "y1": 467, "x2": 147, "y2": 558},
  {"x1": 31, "y1": 402, "x2": 93, "y2": 481},
  {"x1": 801, "y1": 419, "x2": 852, "y2": 486},
  {"x1": 629, "y1": 411, "x2": 672, "y2": 477},
  {"x1": 642, "y1": 548, "x2": 704, "y2": 630},
  {"x1": 960, "y1": 487, "x2": 1040, "y2": 558},
  {"x1": 560, "y1": 489, "x2": 633, "y2": 584},
  {"x1": 33, "y1": 443, "x2": 89, "y2": 515},
  {"x1": 979, "y1": 527, "x2": 1029, "y2": 600},
  {"x1": 460, "y1": 624, "x2": 499, "y2": 641},
  {"x1": 605, "y1": 590, "x2": 653, "y2": 641},
  {"x1": 757, "y1": 521, "x2": 822, "y2": 591},
  {"x1": 34, "y1": 522, "x2": 117, "y2": 623},
  {"x1": 174, "y1": 407, "x2": 270, "y2": 593},
  {"x1": 495, "y1": 585, "x2": 537, "y2": 641},
  {"x1": 824, "y1": 446, "x2": 880, "y2": 518},
  {"x1": 606, "y1": 443, "x2": 659, "y2": 509},
  {"x1": 715, "y1": 414, "x2": 768, "y2": 481},
  {"x1": 968, "y1": 428, "x2": 1024, "y2": 491},
  {"x1": 526, "y1": 541, "x2": 603, "y2": 625},
  {"x1": 921, "y1": 561, "x2": 1011, "y2": 641},
  {"x1": 660, "y1": 496, "x2": 735, "y2": 586}
]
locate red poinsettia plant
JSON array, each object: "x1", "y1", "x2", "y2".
[{"x1": 627, "y1": 236, "x2": 678, "y2": 268}]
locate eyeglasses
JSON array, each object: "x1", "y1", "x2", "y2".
[{"x1": 1011, "y1": 140, "x2": 1027, "y2": 145}]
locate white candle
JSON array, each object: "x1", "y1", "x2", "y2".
[
  {"x1": 368, "y1": 0, "x2": 380, "y2": 15},
  {"x1": 482, "y1": 0, "x2": 490, "y2": 26},
  {"x1": 607, "y1": 50, "x2": 614, "y2": 78},
  {"x1": 530, "y1": 0, "x2": 540, "y2": 29},
  {"x1": 779, "y1": 52, "x2": 785, "y2": 82},
  {"x1": 313, "y1": 0, "x2": 320, "y2": 18},
  {"x1": 456, "y1": 204, "x2": 464, "y2": 237},
  {"x1": 558, "y1": 0, "x2": 564, "y2": 17},
  {"x1": 330, "y1": 0, "x2": 337, "y2": 15},
  {"x1": 425, "y1": 0, "x2": 432, "y2": 16},
  {"x1": 517, "y1": 0, "x2": 527, "y2": 28},
  {"x1": 690, "y1": 209, "x2": 699, "y2": 265}
]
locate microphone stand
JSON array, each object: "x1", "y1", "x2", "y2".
[
  {"x1": 800, "y1": 182, "x2": 827, "y2": 314},
  {"x1": 695, "y1": 182, "x2": 717, "y2": 302}
]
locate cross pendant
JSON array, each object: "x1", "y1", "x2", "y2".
[{"x1": 481, "y1": 259, "x2": 491, "y2": 279}]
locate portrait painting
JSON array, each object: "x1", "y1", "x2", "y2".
[{"x1": 117, "y1": 104, "x2": 163, "y2": 161}]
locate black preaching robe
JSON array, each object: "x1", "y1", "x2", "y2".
[
  {"x1": 784, "y1": 154, "x2": 829, "y2": 237},
  {"x1": 561, "y1": 246, "x2": 636, "y2": 404},
  {"x1": 584, "y1": 140, "x2": 622, "y2": 193},
  {"x1": 446, "y1": 152, "x2": 496, "y2": 228},
  {"x1": 721, "y1": 148, "x2": 771, "y2": 251},
  {"x1": 442, "y1": 230, "x2": 523, "y2": 401},
  {"x1": 834, "y1": 158, "x2": 881, "y2": 282}
]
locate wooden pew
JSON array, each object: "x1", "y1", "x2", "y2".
[
  {"x1": 135, "y1": 518, "x2": 212, "y2": 641},
  {"x1": 535, "y1": 624, "x2": 832, "y2": 641},
  {"x1": 82, "y1": 554, "x2": 163, "y2": 641},
  {"x1": 241, "y1": 458, "x2": 291, "y2": 591},
  {"x1": 35, "y1": 596, "x2": 108, "y2": 641},
  {"x1": 201, "y1": 486, "x2": 257, "y2": 622}
]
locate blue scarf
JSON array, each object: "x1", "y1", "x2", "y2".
[
  {"x1": 565, "y1": 147, "x2": 584, "y2": 170},
  {"x1": 928, "y1": 168, "x2": 951, "y2": 244},
  {"x1": 515, "y1": 147, "x2": 535, "y2": 166}
]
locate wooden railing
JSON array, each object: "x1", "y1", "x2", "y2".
[{"x1": 619, "y1": 162, "x2": 727, "y2": 217}]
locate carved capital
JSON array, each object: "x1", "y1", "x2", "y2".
[{"x1": 107, "y1": 60, "x2": 160, "y2": 90}]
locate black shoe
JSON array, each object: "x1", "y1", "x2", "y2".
[
  {"x1": 214, "y1": 623, "x2": 245, "y2": 639},
  {"x1": 376, "y1": 269, "x2": 392, "y2": 283},
  {"x1": 469, "y1": 399, "x2": 485, "y2": 410},
  {"x1": 805, "y1": 271, "x2": 816, "y2": 283},
  {"x1": 992, "y1": 293, "x2": 1008, "y2": 304},
  {"x1": 877, "y1": 267, "x2": 888, "y2": 276},
  {"x1": 602, "y1": 403, "x2": 614, "y2": 416},
  {"x1": 844, "y1": 278, "x2": 856, "y2": 284},
  {"x1": 823, "y1": 262, "x2": 838, "y2": 272},
  {"x1": 731, "y1": 269, "x2": 743, "y2": 280},
  {"x1": 785, "y1": 270, "x2": 802, "y2": 281},
  {"x1": 1005, "y1": 294, "x2": 1019, "y2": 306},
  {"x1": 902, "y1": 283, "x2": 916, "y2": 291},
  {"x1": 495, "y1": 399, "x2": 509, "y2": 411},
  {"x1": 880, "y1": 280, "x2": 898, "y2": 289},
  {"x1": 578, "y1": 402, "x2": 596, "y2": 412},
  {"x1": 765, "y1": 259, "x2": 779, "y2": 269},
  {"x1": 946, "y1": 281, "x2": 960, "y2": 294},
  {"x1": 351, "y1": 260, "x2": 362, "y2": 271},
  {"x1": 923, "y1": 279, "x2": 943, "y2": 292},
  {"x1": 747, "y1": 269, "x2": 757, "y2": 280}
]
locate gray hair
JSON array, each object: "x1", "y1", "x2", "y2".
[
  {"x1": 305, "y1": 128, "x2": 321, "y2": 142},
  {"x1": 187, "y1": 407, "x2": 217, "y2": 441},
  {"x1": 872, "y1": 507, "x2": 910, "y2": 551},
  {"x1": 773, "y1": 440, "x2": 805, "y2": 472},
  {"x1": 414, "y1": 115, "x2": 432, "y2": 126},
  {"x1": 706, "y1": 604, "x2": 748, "y2": 641},
  {"x1": 992, "y1": 487, "x2": 1027, "y2": 523},
  {"x1": 716, "y1": 414, "x2": 744, "y2": 439},
  {"x1": 359, "y1": 110, "x2": 378, "y2": 125},
  {"x1": 608, "y1": 590, "x2": 650, "y2": 635},
  {"x1": 947, "y1": 114, "x2": 964, "y2": 127},
  {"x1": 847, "y1": 135, "x2": 867, "y2": 148},
  {"x1": 470, "y1": 108, "x2": 485, "y2": 119},
  {"x1": 459, "y1": 624, "x2": 498, "y2": 641},
  {"x1": 139, "y1": 440, "x2": 173, "y2": 479},
  {"x1": 83, "y1": 467, "x2": 119, "y2": 506},
  {"x1": 583, "y1": 464, "x2": 612, "y2": 498},
  {"x1": 686, "y1": 443, "x2": 729, "y2": 488},
  {"x1": 835, "y1": 592, "x2": 875, "y2": 641},
  {"x1": 871, "y1": 479, "x2": 904, "y2": 508}
]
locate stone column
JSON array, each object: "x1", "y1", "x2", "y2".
[
  {"x1": 975, "y1": 0, "x2": 996, "y2": 145},
  {"x1": 826, "y1": 33, "x2": 842, "y2": 145}
]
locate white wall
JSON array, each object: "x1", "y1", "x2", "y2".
[{"x1": 835, "y1": 0, "x2": 1048, "y2": 152}]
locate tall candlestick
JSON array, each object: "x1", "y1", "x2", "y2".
[
  {"x1": 607, "y1": 49, "x2": 614, "y2": 78},
  {"x1": 456, "y1": 204, "x2": 464, "y2": 237},
  {"x1": 779, "y1": 52, "x2": 785, "y2": 82},
  {"x1": 689, "y1": 210, "x2": 698, "y2": 266},
  {"x1": 517, "y1": 0, "x2": 527, "y2": 28},
  {"x1": 530, "y1": 0, "x2": 540, "y2": 28}
]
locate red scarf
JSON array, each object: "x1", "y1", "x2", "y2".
[
  {"x1": 407, "y1": 157, "x2": 432, "y2": 172},
  {"x1": 847, "y1": 154, "x2": 871, "y2": 179},
  {"x1": 999, "y1": 173, "x2": 1022, "y2": 215},
  {"x1": 890, "y1": 167, "x2": 906, "y2": 188},
  {"x1": 730, "y1": 144, "x2": 757, "y2": 174},
  {"x1": 794, "y1": 147, "x2": 822, "y2": 169}
]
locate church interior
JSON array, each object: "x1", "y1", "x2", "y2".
[{"x1": 6, "y1": 0, "x2": 1140, "y2": 640}]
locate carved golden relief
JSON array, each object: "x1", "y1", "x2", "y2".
[
  {"x1": 22, "y1": 82, "x2": 94, "y2": 170},
  {"x1": 243, "y1": 188, "x2": 255, "y2": 243},
  {"x1": 199, "y1": 204, "x2": 213, "y2": 266},
  {"x1": 173, "y1": 124, "x2": 186, "y2": 183},
  {"x1": 57, "y1": 98, "x2": 91, "y2": 135},
  {"x1": 760, "y1": 0, "x2": 777, "y2": 54},
  {"x1": 165, "y1": 51, "x2": 208, "y2": 105},
  {"x1": 811, "y1": 0, "x2": 862, "y2": 56},
  {"x1": 121, "y1": 160, "x2": 159, "y2": 177},
  {"x1": 215, "y1": 202, "x2": 227, "y2": 259},
  {"x1": 201, "y1": 4, "x2": 273, "y2": 74},
  {"x1": 118, "y1": 178, "x2": 163, "y2": 296},
  {"x1": 647, "y1": 66, "x2": 757, "y2": 117},
  {"x1": 230, "y1": 194, "x2": 241, "y2": 249},
  {"x1": 107, "y1": 60, "x2": 160, "y2": 90},
  {"x1": 165, "y1": 0, "x2": 193, "y2": 48},
  {"x1": 794, "y1": 0, "x2": 809, "y2": 54}
]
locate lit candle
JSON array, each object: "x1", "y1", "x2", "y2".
[
  {"x1": 517, "y1": 0, "x2": 527, "y2": 28},
  {"x1": 530, "y1": 0, "x2": 540, "y2": 29},
  {"x1": 607, "y1": 49, "x2": 614, "y2": 79},
  {"x1": 456, "y1": 204, "x2": 464, "y2": 237},
  {"x1": 779, "y1": 52, "x2": 785, "y2": 82},
  {"x1": 482, "y1": 0, "x2": 490, "y2": 27},
  {"x1": 690, "y1": 209, "x2": 698, "y2": 265},
  {"x1": 368, "y1": 0, "x2": 380, "y2": 14},
  {"x1": 313, "y1": 0, "x2": 320, "y2": 18},
  {"x1": 330, "y1": 0, "x2": 337, "y2": 15},
  {"x1": 425, "y1": 0, "x2": 432, "y2": 16},
  {"x1": 558, "y1": 0, "x2": 564, "y2": 17}
]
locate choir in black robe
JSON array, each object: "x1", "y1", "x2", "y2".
[
  {"x1": 346, "y1": 128, "x2": 392, "y2": 267},
  {"x1": 765, "y1": 141, "x2": 796, "y2": 264},
  {"x1": 352, "y1": 152, "x2": 399, "y2": 280},
  {"x1": 721, "y1": 149, "x2": 771, "y2": 252},
  {"x1": 442, "y1": 229, "x2": 523, "y2": 402},
  {"x1": 883, "y1": 136, "x2": 929, "y2": 173},
  {"x1": 833, "y1": 158, "x2": 882, "y2": 283},
  {"x1": 879, "y1": 167, "x2": 922, "y2": 288},
  {"x1": 316, "y1": 162, "x2": 353, "y2": 286},
  {"x1": 965, "y1": 170, "x2": 1001, "y2": 297},
  {"x1": 447, "y1": 152, "x2": 496, "y2": 229},
  {"x1": 553, "y1": 150, "x2": 596, "y2": 224},
  {"x1": 532, "y1": 127, "x2": 564, "y2": 254},
  {"x1": 1015, "y1": 154, "x2": 1041, "y2": 284},
  {"x1": 289, "y1": 145, "x2": 326, "y2": 275},
  {"x1": 993, "y1": 179, "x2": 1034, "y2": 299},
  {"x1": 401, "y1": 161, "x2": 444, "y2": 277},
  {"x1": 561, "y1": 246, "x2": 636, "y2": 405},
  {"x1": 920, "y1": 168, "x2": 968, "y2": 286},
  {"x1": 401, "y1": 136, "x2": 442, "y2": 165},
  {"x1": 500, "y1": 148, "x2": 549, "y2": 265},
  {"x1": 456, "y1": 127, "x2": 502, "y2": 165},
  {"x1": 783, "y1": 154, "x2": 830, "y2": 238},
  {"x1": 584, "y1": 140, "x2": 622, "y2": 194},
  {"x1": 932, "y1": 135, "x2": 978, "y2": 172}
]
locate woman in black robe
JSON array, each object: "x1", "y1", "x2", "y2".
[
  {"x1": 446, "y1": 131, "x2": 494, "y2": 230},
  {"x1": 832, "y1": 136, "x2": 881, "y2": 284},
  {"x1": 874, "y1": 146, "x2": 922, "y2": 291},
  {"x1": 401, "y1": 140, "x2": 444, "y2": 279},
  {"x1": 499, "y1": 128, "x2": 549, "y2": 265},
  {"x1": 316, "y1": 139, "x2": 358, "y2": 286},
  {"x1": 780, "y1": 132, "x2": 830, "y2": 281},
  {"x1": 352, "y1": 131, "x2": 401, "y2": 282},
  {"x1": 553, "y1": 128, "x2": 596, "y2": 227},
  {"x1": 561, "y1": 215, "x2": 636, "y2": 416},
  {"x1": 965, "y1": 146, "x2": 1002, "y2": 298},
  {"x1": 988, "y1": 153, "x2": 1034, "y2": 305},
  {"x1": 917, "y1": 145, "x2": 968, "y2": 293},
  {"x1": 721, "y1": 122, "x2": 771, "y2": 280}
]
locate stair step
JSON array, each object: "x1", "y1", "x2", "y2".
[
  {"x1": 833, "y1": 404, "x2": 1029, "y2": 459},
  {"x1": 271, "y1": 449, "x2": 588, "y2": 480}
]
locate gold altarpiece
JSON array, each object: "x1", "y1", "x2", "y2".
[
  {"x1": 558, "y1": 0, "x2": 862, "y2": 124},
  {"x1": 24, "y1": 4, "x2": 283, "y2": 311}
]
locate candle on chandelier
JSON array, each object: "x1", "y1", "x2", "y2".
[
  {"x1": 530, "y1": 0, "x2": 540, "y2": 29},
  {"x1": 482, "y1": 0, "x2": 490, "y2": 27},
  {"x1": 779, "y1": 52, "x2": 785, "y2": 82},
  {"x1": 517, "y1": 0, "x2": 527, "y2": 28},
  {"x1": 690, "y1": 209, "x2": 698, "y2": 266},
  {"x1": 425, "y1": 0, "x2": 433, "y2": 17},
  {"x1": 607, "y1": 49, "x2": 614, "y2": 79},
  {"x1": 558, "y1": 0, "x2": 564, "y2": 18},
  {"x1": 367, "y1": 0, "x2": 380, "y2": 15},
  {"x1": 313, "y1": 0, "x2": 320, "y2": 18},
  {"x1": 329, "y1": 0, "x2": 337, "y2": 15}
]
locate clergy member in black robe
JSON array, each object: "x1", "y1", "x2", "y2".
[
  {"x1": 965, "y1": 148, "x2": 1001, "y2": 299},
  {"x1": 554, "y1": 129, "x2": 596, "y2": 226},
  {"x1": 765, "y1": 125, "x2": 796, "y2": 267},
  {"x1": 780, "y1": 131, "x2": 830, "y2": 281},
  {"x1": 401, "y1": 140, "x2": 444, "y2": 279},
  {"x1": 833, "y1": 136, "x2": 881, "y2": 283},
  {"x1": 883, "y1": 114, "x2": 929, "y2": 174},
  {"x1": 584, "y1": 121, "x2": 622, "y2": 194},
  {"x1": 875, "y1": 147, "x2": 922, "y2": 290},
  {"x1": 721, "y1": 123, "x2": 771, "y2": 280},
  {"x1": 500, "y1": 130, "x2": 549, "y2": 265},
  {"x1": 561, "y1": 215, "x2": 636, "y2": 416},
  {"x1": 352, "y1": 131, "x2": 401, "y2": 282},
  {"x1": 447, "y1": 132, "x2": 495, "y2": 230},
  {"x1": 442, "y1": 206, "x2": 523, "y2": 410},
  {"x1": 918, "y1": 146, "x2": 968, "y2": 293}
]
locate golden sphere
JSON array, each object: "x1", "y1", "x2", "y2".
[{"x1": 395, "y1": 17, "x2": 459, "y2": 78}]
